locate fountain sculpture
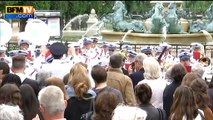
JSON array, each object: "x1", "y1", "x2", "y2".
[{"x1": 101, "y1": 1, "x2": 213, "y2": 44}]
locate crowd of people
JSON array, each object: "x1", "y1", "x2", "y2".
[{"x1": 0, "y1": 35, "x2": 213, "y2": 120}]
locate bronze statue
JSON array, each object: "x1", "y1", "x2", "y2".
[
  {"x1": 164, "y1": 2, "x2": 184, "y2": 34},
  {"x1": 150, "y1": 3, "x2": 167, "y2": 34},
  {"x1": 102, "y1": 1, "x2": 146, "y2": 33}
]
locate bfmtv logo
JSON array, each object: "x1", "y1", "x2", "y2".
[{"x1": 5, "y1": 6, "x2": 35, "y2": 19}]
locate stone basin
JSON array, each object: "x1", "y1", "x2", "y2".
[{"x1": 101, "y1": 30, "x2": 213, "y2": 44}]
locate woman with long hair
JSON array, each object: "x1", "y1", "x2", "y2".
[
  {"x1": 170, "y1": 85, "x2": 203, "y2": 120},
  {"x1": 64, "y1": 62, "x2": 96, "y2": 120}
]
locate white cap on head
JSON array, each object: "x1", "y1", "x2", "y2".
[{"x1": 17, "y1": 32, "x2": 30, "y2": 46}]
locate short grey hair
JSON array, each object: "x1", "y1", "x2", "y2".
[
  {"x1": 143, "y1": 57, "x2": 161, "y2": 79},
  {"x1": 38, "y1": 86, "x2": 65, "y2": 115},
  {"x1": 36, "y1": 70, "x2": 52, "y2": 87},
  {"x1": 135, "y1": 53, "x2": 147, "y2": 64},
  {"x1": 0, "y1": 104, "x2": 23, "y2": 120}
]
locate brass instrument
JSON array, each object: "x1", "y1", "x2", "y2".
[{"x1": 199, "y1": 57, "x2": 211, "y2": 67}]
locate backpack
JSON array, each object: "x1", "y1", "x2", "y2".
[{"x1": 80, "y1": 98, "x2": 95, "y2": 120}]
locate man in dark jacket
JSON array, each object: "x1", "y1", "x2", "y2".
[{"x1": 129, "y1": 53, "x2": 147, "y2": 88}]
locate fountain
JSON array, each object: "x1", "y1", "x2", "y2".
[{"x1": 101, "y1": 1, "x2": 213, "y2": 44}]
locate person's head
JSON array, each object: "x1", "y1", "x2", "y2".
[
  {"x1": 35, "y1": 70, "x2": 52, "y2": 89},
  {"x1": 38, "y1": 86, "x2": 67, "y2": 118},
  {"x1": 189, "y1": 78, "x2": 210, "y2": 109},
  {"x1": 0, "y1": 104, "x2": 24, "y2": 120},
  {"x1": 135, "y1": 83, "x2": 152, "y2": 105},
  {"x1": 0, "y1": 61, "x2": 10, "y2": 85},
  {"x1": 91, "y1": 65, "x2": 107, "y2": 84},
  {"x1": 134, "y1": 53, "x2": 147, "y2": 71},
  {"x1": 191, "y1": 63, "x2": 205, "y2": 78},
  {"x1": 93, "y1": 91, "x2": 122, "y2": 120},
  {"x1": 68, "y1": 63, "x2": 91, "y2": 99},
  {"x1": 181, "y1": 73, "x2": 199, "y2": 87},
  {"x1": 170, "y1": 63, "x2": 187, "y2": 82},
  {"x1": 0, "y1": 84, "x2": 22, "y2": 108},
  {"x1": 46, "y1": 76, "x2": 68, "y2": 100},
  {"x1": 112, "y1": 104, "x2": 147, "y2": 120},
  {"x1": 83, "y1": 38, "x2": 93, "y2": 50},
  {"x1": 143, "y1": 57, "x2": 161, "y2": 79},
  {"x1": 18, "y1": 39, "x2": 30, "y2": 50},
  {"x1": 19, "y1": 84, "x2": 39, "y2": 120},
  {"x1": 1, "y1": 73, "x2": 22, "y2": 87},
  {"x1": 179, "y1": 50, "x2": 191, "y2": 66},
  {"x1": 49, "y1": 42, "x2": 67, "y2": 59},
  {"x1": 11, "y1": 55, "x2": 26, "y2": 73},
  {"x1": 170, "y1": 85, "x2": 197, "y2": 120},
  {"x1": 109, "y1": 53, "x2": 123, "y2": 68}
]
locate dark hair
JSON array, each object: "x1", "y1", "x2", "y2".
[
  {"x1": 109, "y1": 53, "x2": 123, "y2": 68},
  {"x1": 1, "y1": 73, "x2": 22, "y2": 87},
  {"x1": 20, "y1": 84, "x2": 39, "y2": 120},
  {"x1": 91, "y1": 65, "x2": 107, "y2": 84},
  {"x1": 0, "y1": 84, "x2": 22, "y2": 108},
  {"x1": 171, "y1": 63, "x2": 187, "y2": 82},
  {"x1": 190, "y1": 78, "x2": 210, "y2": 109},
  {"x1": 93, "y1": 91, "x2": 122, "y2": 120},
  {"x1": 135, "y1": 83, "x2": 152, "y2": 105},
  {"x1": 0, "y1": 61, "x2": 10, "y2": 74},
  {"x1": 12, "y1": 55, "x2": 26, "y2": 69},
  {"x1": 170, "y1": 85, "x2": 198, "y2": 120}
]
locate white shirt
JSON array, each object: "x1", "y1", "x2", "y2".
[
  {"x1": 14, "y1": 73, "x2": 27, "y2": 83},
  {"x1": 138, "y1": 77, "x2": 167, "y2": 109},
  {"x1": 41, "y1": 59, "x2": 71, "y2": 79}
]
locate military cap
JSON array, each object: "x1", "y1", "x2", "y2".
[
  {"x1": 108, "y1": 44, "x2": 117, "y2": 51},
  {"x1": 128, "y1": 50, "x2": 137, "y2": 58},
  {"x1": 155, "y1": 46, "x2": 163, "y2": 53},
  {"x1": 8, "y1": 50, "x2": 28, "y2": 57},
  {"x1": 18, "y1": 39, "x2": 30, "y2": 46},
  {"x1": 90, "y1": 36, "x2": 99, "y2": 42},
  {"x1": 141, "y1": 46, "x2": 153, "y2": 53},
  {"x1": 0, "y1": 46, "x2": 7, "y2": 53},
  {"x1": 102, "y1": 41, "x2": 109, "y2": 48},
  {"x1": 178, "y1": 49, "x2": 191, "y2": 60},
  {"x1": 191, "y1": 42, "x2": 203, "y2": 50},
  {"x1": 49, "y1": 42, "x2": 67, "y2": 57},
  {"x1": 159, "y1": 42, "x2": 171, "y2": 49},
  {"x1": 83, "y1": 38, "x2": 93, "y2": 45},
  {"x1": 122, "y1": 44, "x2": 132, "y2": 51}
]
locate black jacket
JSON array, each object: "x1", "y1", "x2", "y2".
[{"x1": 129, "y1": 68, "x2": 144, "y2": 88}]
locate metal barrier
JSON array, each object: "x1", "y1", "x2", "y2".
[{"x1": 118, "y1": 43, "x2": 213, "y2": 58}]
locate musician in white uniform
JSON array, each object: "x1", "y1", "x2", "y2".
[
  {"x1": 40, "y1": 42, "x2": 70, "y2": 79},
  {"x1": 18, "y1": 39, "x2": 35, "y2": 62}
]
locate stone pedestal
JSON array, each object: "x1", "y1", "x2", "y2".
[
  {"x1": 101, "y1": 30, "x2": 213, "y2": 44},
  {"x1": 86, "y1": 9, "x2": 98, "y2": 29}
]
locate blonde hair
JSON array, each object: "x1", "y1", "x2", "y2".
[
  {"x1": 68, "y1": 62, "x2": 91, "y2": 99},
  {"x1": 143, "y1": 57, "x2": 161, "y2": 79}
]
